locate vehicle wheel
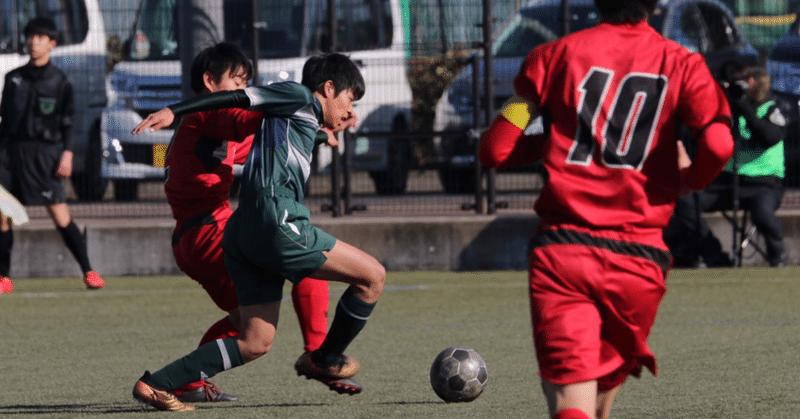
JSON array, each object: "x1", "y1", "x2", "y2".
[
  {"x1": 437, "y1": 130, "x2": 478, "y2": 194},
  {"x1": 71, "y1": 121, "x2": 108, "y2": 201},
  {"x1": 370, "y1": 118, "x2": 410, "y2": 195},
  {"x1": 438, "y1": 166, "x2": 477, "y2": 194},
  {"x1": 113, "y1": 179, "x2": 139, "y2": 201}
]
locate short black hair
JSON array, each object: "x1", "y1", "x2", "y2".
[
  {"x1": 594, "y1": 0, "x2": 658, "y2": 24},
  {"x1": 24, "y1": 17, "x2": 59, "y2": 41},
  {"x1": 190, "y1": 42, "x2": 253, "y2": 94},
  {"x1": 301, "y1": 53, "x2": 365, "y2": 101}
]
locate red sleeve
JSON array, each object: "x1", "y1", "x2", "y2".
[
  {"x1": 232, "y1": 135, "x2": 254, "y2": 164},
  {"x1": 203, "y1": 108, "x2": 262, "y2": 143},
  {"x1": 479, "y1": 116, "x2": 544, "y2": 168},
  {"x1": 513, "y1": 46, "x2": 549, "y2": 106},
  {"x1": 678, "y1": 54, "x2": 732, "y2": 134},
  {"x1": 683, "y1": 122, "x2": 734, "y2": 190}
]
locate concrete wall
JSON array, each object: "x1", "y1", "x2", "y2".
[{"x1": 9, "y1": 211, "x2": 800, "y2": 278}]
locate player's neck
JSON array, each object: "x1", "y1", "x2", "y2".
[{"x1": 29, "y1": 56, "x2": 50, "y2": 67}]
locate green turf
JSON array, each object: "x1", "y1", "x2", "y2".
[{"x1": 1, "y1": 268, "x2": 799, "y2": 418}]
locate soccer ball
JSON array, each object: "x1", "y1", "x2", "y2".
[{"x1": 429, "y1": 346, "x2": 488, "y2": 403}]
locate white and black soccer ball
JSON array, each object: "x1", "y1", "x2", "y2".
[{"x1": 429, "y1": 346, "x2": 488, "y2": 403}]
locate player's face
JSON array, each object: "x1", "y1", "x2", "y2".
[
  {"x1": 26, "y1": 34, "x2": 56, "y2": 62},
  {"x1": 322, "y1": 87, "x2": 357, "y2": 133},
  {"x1": 207, "y1": 67, "x2": 249, "y2": 93}
]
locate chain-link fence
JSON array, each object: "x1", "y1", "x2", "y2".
[{"x1": 4, "y1": 0, "x2": 800, "y2": 218}]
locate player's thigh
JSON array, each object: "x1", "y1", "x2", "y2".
[
  {"x1": 529, "y1": 244, "x2": 606, "y2": 385},
  {"x1": 602, "y1": 253, "x2": 666, "y2": 339},
  {"x1": 314, "y1": 240, "x2": 385, "y2": 297},
  {"x1": 174, "y1": 224, "x2": 238, "y2": 312},
  {"x1": 224, "y1": 239, "x2": 287, "y2": 307},
  {"x1": 14, "y1": 142, "x2": 65, "y2": 205},
  {"x1": 236, "y1": 301, "x2": 281, "y2": 362}
]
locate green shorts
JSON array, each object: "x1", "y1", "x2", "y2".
[{"x1": 222, "y1": 194, "x2": 336, "y2": 307}]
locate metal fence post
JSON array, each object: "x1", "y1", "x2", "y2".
[
  {"x1": 482, "y1": 0, "x2": 497, "y2": 214},
  {"x1": 471, "y1": 54, "x2": 484, "y2": 214},
  {"x1": 343, "y1": 129, "x2": 354, "y2": 215}
]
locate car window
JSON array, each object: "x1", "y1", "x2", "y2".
[
  {"x1": 1, "y1": 0, "x2": 89, "y2": 53},
  {"x1": 494, "y1": 5, "x2": 600, "y2": 58},
  {"x1": 695, "y1": 3, "x2": 739, "y2": 51},
  {"x1": 668, "y1": 3, "x2": 705, "y2": 53},
  {"x1": 128, "y1": 0, "x2": 177, "y2": 60},
  {"x1": 493, "y1": 15, "x2": 553, "y2": 58}
]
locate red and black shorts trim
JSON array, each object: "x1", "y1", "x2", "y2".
[{"x1": 529, "y1": 228, "x2": 671, "y2": 275}]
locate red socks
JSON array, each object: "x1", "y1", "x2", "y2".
[
  {"x1": 291, "y1": 277, "x2": 330, "y2": 352},
  {"x1": 554, "y1": 408, "x2": 591, "y2": 419}
]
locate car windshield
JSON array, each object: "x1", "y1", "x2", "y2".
[
  {"x1": 127, "y1": 0, "x2": 308, "y2": 60},
  {"x1": 494, "y1": 4, "x2": 600, "y2": 58}
]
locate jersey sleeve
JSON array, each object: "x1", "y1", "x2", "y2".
[
  {"x1": 513, "y1": 45, "x2": 550, "y2": 107},
  {"x1": 480, "y1": 115, "x2": 545, "y2": 168},
  {"x1": 677, "y1": 53, "x2": 731, "y2": 133},
  {"x1": 243, "y1": 82, "x2": 317, "y2": 118},
  {"x1": 168, "y1": 90, "x2": 251, "y2": 116}
]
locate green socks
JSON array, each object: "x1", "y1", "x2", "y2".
[
  {"x1": 149, "y1": 337, "x2": 244, "y2": 391},
  {"x1": 316, "y1": 287, "x2": 376, "y2": 364}
]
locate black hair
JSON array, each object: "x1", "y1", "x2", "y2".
[
  {"x1": 594, "y1": 0, "x2": 658, "y2": 24},
  {"x1": 301, "y1": 53, "x2": 365, "y2": 101},
  {"x1": 190, "y1": 42, "x2": 254, "y2": 94},
  {"x1": 24, "y1": 17, "x2": 59, "y2": 41}
]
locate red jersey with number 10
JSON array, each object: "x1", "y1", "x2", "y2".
[{"x1": 514, "y1": 21, "x2": 730, "y2": 244}]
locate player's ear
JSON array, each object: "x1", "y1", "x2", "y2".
[
  {"x1": 202, "y1": 71, "x2": 217, "y2": 93},
  {"x1": 321, "y1": 80, "x2": 336, "y2": 98}
]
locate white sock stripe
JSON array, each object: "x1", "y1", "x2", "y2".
[
  {"x1": 216, "y1": 339, "x2": 232, "y2": 370},
  {"x1": 338, "y1": 300, "x2": 370, "y2": 321}
]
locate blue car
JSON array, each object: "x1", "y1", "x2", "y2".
[
  {"x1": 766, "y1": 12, "x2": 800, "y2": 186},
  {"x1": 434, "y1": 0, "x2": 759, "y2": 193}
]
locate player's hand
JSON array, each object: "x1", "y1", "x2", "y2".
[
  {"x1": 56, "y1": 150, "x2": 73, "y2": 178},
  {"x1": 342, "y1": 113, "x2": 359, "y2": 130},
  {"x1": 132, "y1": 108, "x2": 175, "y2": 134},
  {"x1": 321, "y1": 127, "x2": 339, "y2": 147},
  {"x1": 676, "y1": 140, "x2": 693, "y2": 196}
]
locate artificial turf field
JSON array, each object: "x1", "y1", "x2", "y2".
[{"x1": 2, "y1": 268, "x2": 799, "y2": 418}]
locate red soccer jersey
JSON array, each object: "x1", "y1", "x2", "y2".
[
  {"x1": 514, "y1": 21, "x2": 731, "y2": 243},
  {"x1": 164, "y1": 107, "x2": 261, "y2": 220}
]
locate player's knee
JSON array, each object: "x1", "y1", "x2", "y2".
[
  {"x1": 239, "y1": 337, "x2": 273, "y2": 362},
  {"x1": 367, "y1": 262, "x2": 385, "y2": 296}
]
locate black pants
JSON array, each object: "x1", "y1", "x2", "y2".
[{"x1": 664, "y1": 172, "x2": 785, "y2": 266}]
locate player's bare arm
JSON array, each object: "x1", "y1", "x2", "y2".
[{"x1": 132, "y1": 107, "x2": 175, "y2": 135}]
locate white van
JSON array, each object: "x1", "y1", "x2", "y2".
[
  {"x1": 0, "y1": 0, "x2": 107, "y2": 201},
  {"x1": 102, "y1": 0, "x2": 414, "y2": 200}
]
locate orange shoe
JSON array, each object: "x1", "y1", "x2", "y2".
[
  {"x1": 0, "y1": 277, "x2": 12, "y2": 294},
  {"x1": 83, "y1": 271, "x2": 105, "y2": 290},
  {"x1": 294, "y1": 351, "x2": 360, "y2": 380},
  {"x1": 132, "y1": 372, "x2": 194, "y2": 412}
]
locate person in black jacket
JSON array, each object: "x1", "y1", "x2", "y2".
[{"x1": 0, "y1": 17, "x2": 104, "y2": 293}]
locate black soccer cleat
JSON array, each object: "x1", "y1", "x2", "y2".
[{"x1": 176, "y1": 381, "x2": 239, "y2": 403}]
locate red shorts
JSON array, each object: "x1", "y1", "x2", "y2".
[
  {"x1": 172, "y1": 204, "x2": 238, "y2": 312},
  {"x1": 528, "y1": 227, "x2": 668, "y2": 390}
]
